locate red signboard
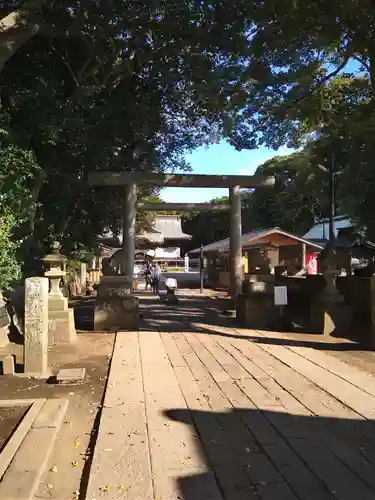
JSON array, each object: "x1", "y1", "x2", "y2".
[{"x1": 304, "y1": 253, "x2": 318, "y2": 275}]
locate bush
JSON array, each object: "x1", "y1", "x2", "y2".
[{"x1": 0, "y1": 212, "x2": 22, "y2": 291}]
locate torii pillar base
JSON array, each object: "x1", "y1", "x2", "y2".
[{"x1": 94, "y1": 276, "x2": 139, "y2": 332}]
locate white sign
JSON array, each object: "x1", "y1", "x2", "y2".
[
  {"x1": 165, "y1": 278, "x2": 178, "y2": 290},
  {"x1": 184, "y1": 254, "x2": 189, "y2": 272},
  {"x1": 274, "y1": 286, "x2": 288, "y2": 306}
]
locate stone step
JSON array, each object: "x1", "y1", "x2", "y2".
[{"x1": 0, "y1": 354, "x2": 15, "y2": 375}]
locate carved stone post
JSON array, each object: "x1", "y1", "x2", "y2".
[{"x1": 24, "y1": 277, "x2": 50, "y2": 378}]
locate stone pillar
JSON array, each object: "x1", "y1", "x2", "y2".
[
  {"x1": 122, "y1": 182, "x2": 137, "y2": 289},
  {"x1": 80, "y1": 262, "x2": 87, "y2": 291},
  {"x1": 24, "y1": 277, "x2": 50, "y2": 378},
  {"x1": 229, "y1": 185, "x2": 243, "y2": 307}
]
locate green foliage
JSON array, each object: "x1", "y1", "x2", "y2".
[
  {"x1": 183, "y1": 197, "x2": 230, "y2": 250},
  {"x1": 0, "y1": 144, "x2": 41, "y2": 219},
  {"x1": 243, "y1": 150, "x2": 331, "y2": 235},
  {"x1": 2, "y1": 1, "x2": 375, "y2": 259},
  {"x1": 0, "y1": 0, "x2": 259, "y2": 269},
  {"x1": 227, "y1": 1, "x2": 375, "y2": 149},
  {"x1": 0, "y1": 212, "x2": 22, "y2": 291}
]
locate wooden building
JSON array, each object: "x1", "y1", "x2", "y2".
[
  {"x1": 88, "y1": 215, "x2": 191, "y2": 282},
  {"x1": 189, "y1": 227, "x2": 323, "y2": 289}
]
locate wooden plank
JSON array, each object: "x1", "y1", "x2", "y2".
[
  {"x1": 0, "y1": 398, "x2": 46, "y2": 478},
  {"x1": 86, "y1": 332, "x2": 153, "y2": 500},
  {"x1": 89, "y1": 171, "x2": 275, "y2": 189}
]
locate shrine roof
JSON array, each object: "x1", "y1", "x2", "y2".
[{"x1": 188, "y1": 227, "x2": 324, "y2": 255}]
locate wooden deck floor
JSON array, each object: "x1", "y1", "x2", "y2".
[{"x1": 86, "y1": 293, "x2": 375, "y2": 500}]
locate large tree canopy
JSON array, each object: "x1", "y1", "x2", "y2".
[
  {"x1": 227, "y1": 0, "x2": 375, "y2": 149},
  {"x1": 0, "y1": 0, "x2": 257, "y2": 272},
  {"x1": 2, "y1": 1, "x2": 375, "y2": 278}
]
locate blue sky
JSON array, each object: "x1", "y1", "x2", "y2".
[
  {"x1": 160, "y1": 58, "x2": 366, "y2": 203},
  {"x1": 160, "y1": 141, "x2": 294, "y2": 202}
]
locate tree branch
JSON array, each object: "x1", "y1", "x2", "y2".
[
  {"x1": 0, "y1": 0, "x2": 46, "y2": 72},
  {"x1": 285, "y1": 52, "x2": 352, "y2": 112},
  {"x1": 49, "y1": 40, "x2": 80, "y2": 87}
]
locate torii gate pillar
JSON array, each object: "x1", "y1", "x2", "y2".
[
  {"x1": 122, "y1": 183, "x2": 137, "y2": 280},
  {"x1": 229, "y1": 185, "x2": 243, "y2": 308},
  {"x1": 94, "y1": 183, "x2": 139, "y2": 331}
]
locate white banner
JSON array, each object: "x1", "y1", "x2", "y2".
[{"x1": 146, "y1": 247, "x2": 181, "y2": 259}]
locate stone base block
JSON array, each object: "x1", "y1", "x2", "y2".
[
  {"x1": 236, "y1": 294, "x2": 275, "y2": 329},
  {"x1": 94, "y1": 296, "x2": 139, "y2": 331},
  {"x1": 48, "y1": 308, "x2": 76, "y2": 345},
  {"x1": 0, "y1": 355, "x2": 15, "y2": 375},
  {"x1": 310, "y1": 301, "x2": 351, "y2": 335},
  {"x1": 56, "y1": 367, "x2": 86, "y2": 384},
  {"x1": 48, "y1": 296, "x2": 68, "y2": 312},
  {"x1": 94, "y1": 276, "x2": 139, "y2": 331}
]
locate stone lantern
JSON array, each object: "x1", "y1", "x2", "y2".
[
  {"x1": 43, "y1": 241, "x2": 76, "y2": 345},
  {"x1": 43, "y1": 241, "x2": 67, "y2": 304}
]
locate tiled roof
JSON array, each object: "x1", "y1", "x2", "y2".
[
  {"x1": 303, "y1": 216, "x2": 353, "y2": 240},
  {"x1": 137, "y1": 229, "x2": 164, "y2": 244},
  {"x1": 98, "y1": 215, "x2": 191, "y2": 247},
  {"x1": 150, "y1": 215, "x2": 191, "y2": 240},
  {"x1": 188, "y1": 227, "x2": 324, "y2": 254}
]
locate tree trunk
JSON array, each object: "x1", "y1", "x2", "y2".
[
  {"x1": 27, "y1": 169, "x2": 46, "y2": 234},
  {"x1": 0, "y1": 0, "x2": 46, "y2": 72}
]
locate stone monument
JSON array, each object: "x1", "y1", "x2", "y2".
[
  {"x1": 93, "y1": 268, "x2": 139, "y2": 331},
  {"x1": 24, "y1": 277, "x2": 50, "y2": 378},
  {"x1": 0, "y1": 292, "x2": 10, "y2": 347},
  {"x1": 310, "y1": 245, "x2": 350, "y2": 335},
  {"x1": 44, "y1": 242, "x2": 76, "y2": 344}
]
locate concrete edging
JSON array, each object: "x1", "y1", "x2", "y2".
[
  {"x1": 0, "y1": 398, "x2": 69, "y2": 499},
  {"x1": 0, "y1": 398, "x2": 46, "y2": 478}
]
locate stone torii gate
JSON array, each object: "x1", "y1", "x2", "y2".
[{"x1": 89, "y1": 172, "x2": 274, "y2": 329}]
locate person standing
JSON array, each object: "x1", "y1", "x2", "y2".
[
  {"x1": 152, "y1": 262, "x2": 161, "y2": 292},
  {"x1": 143, "y1": 261, "x2": 152, "y2": 291}
]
